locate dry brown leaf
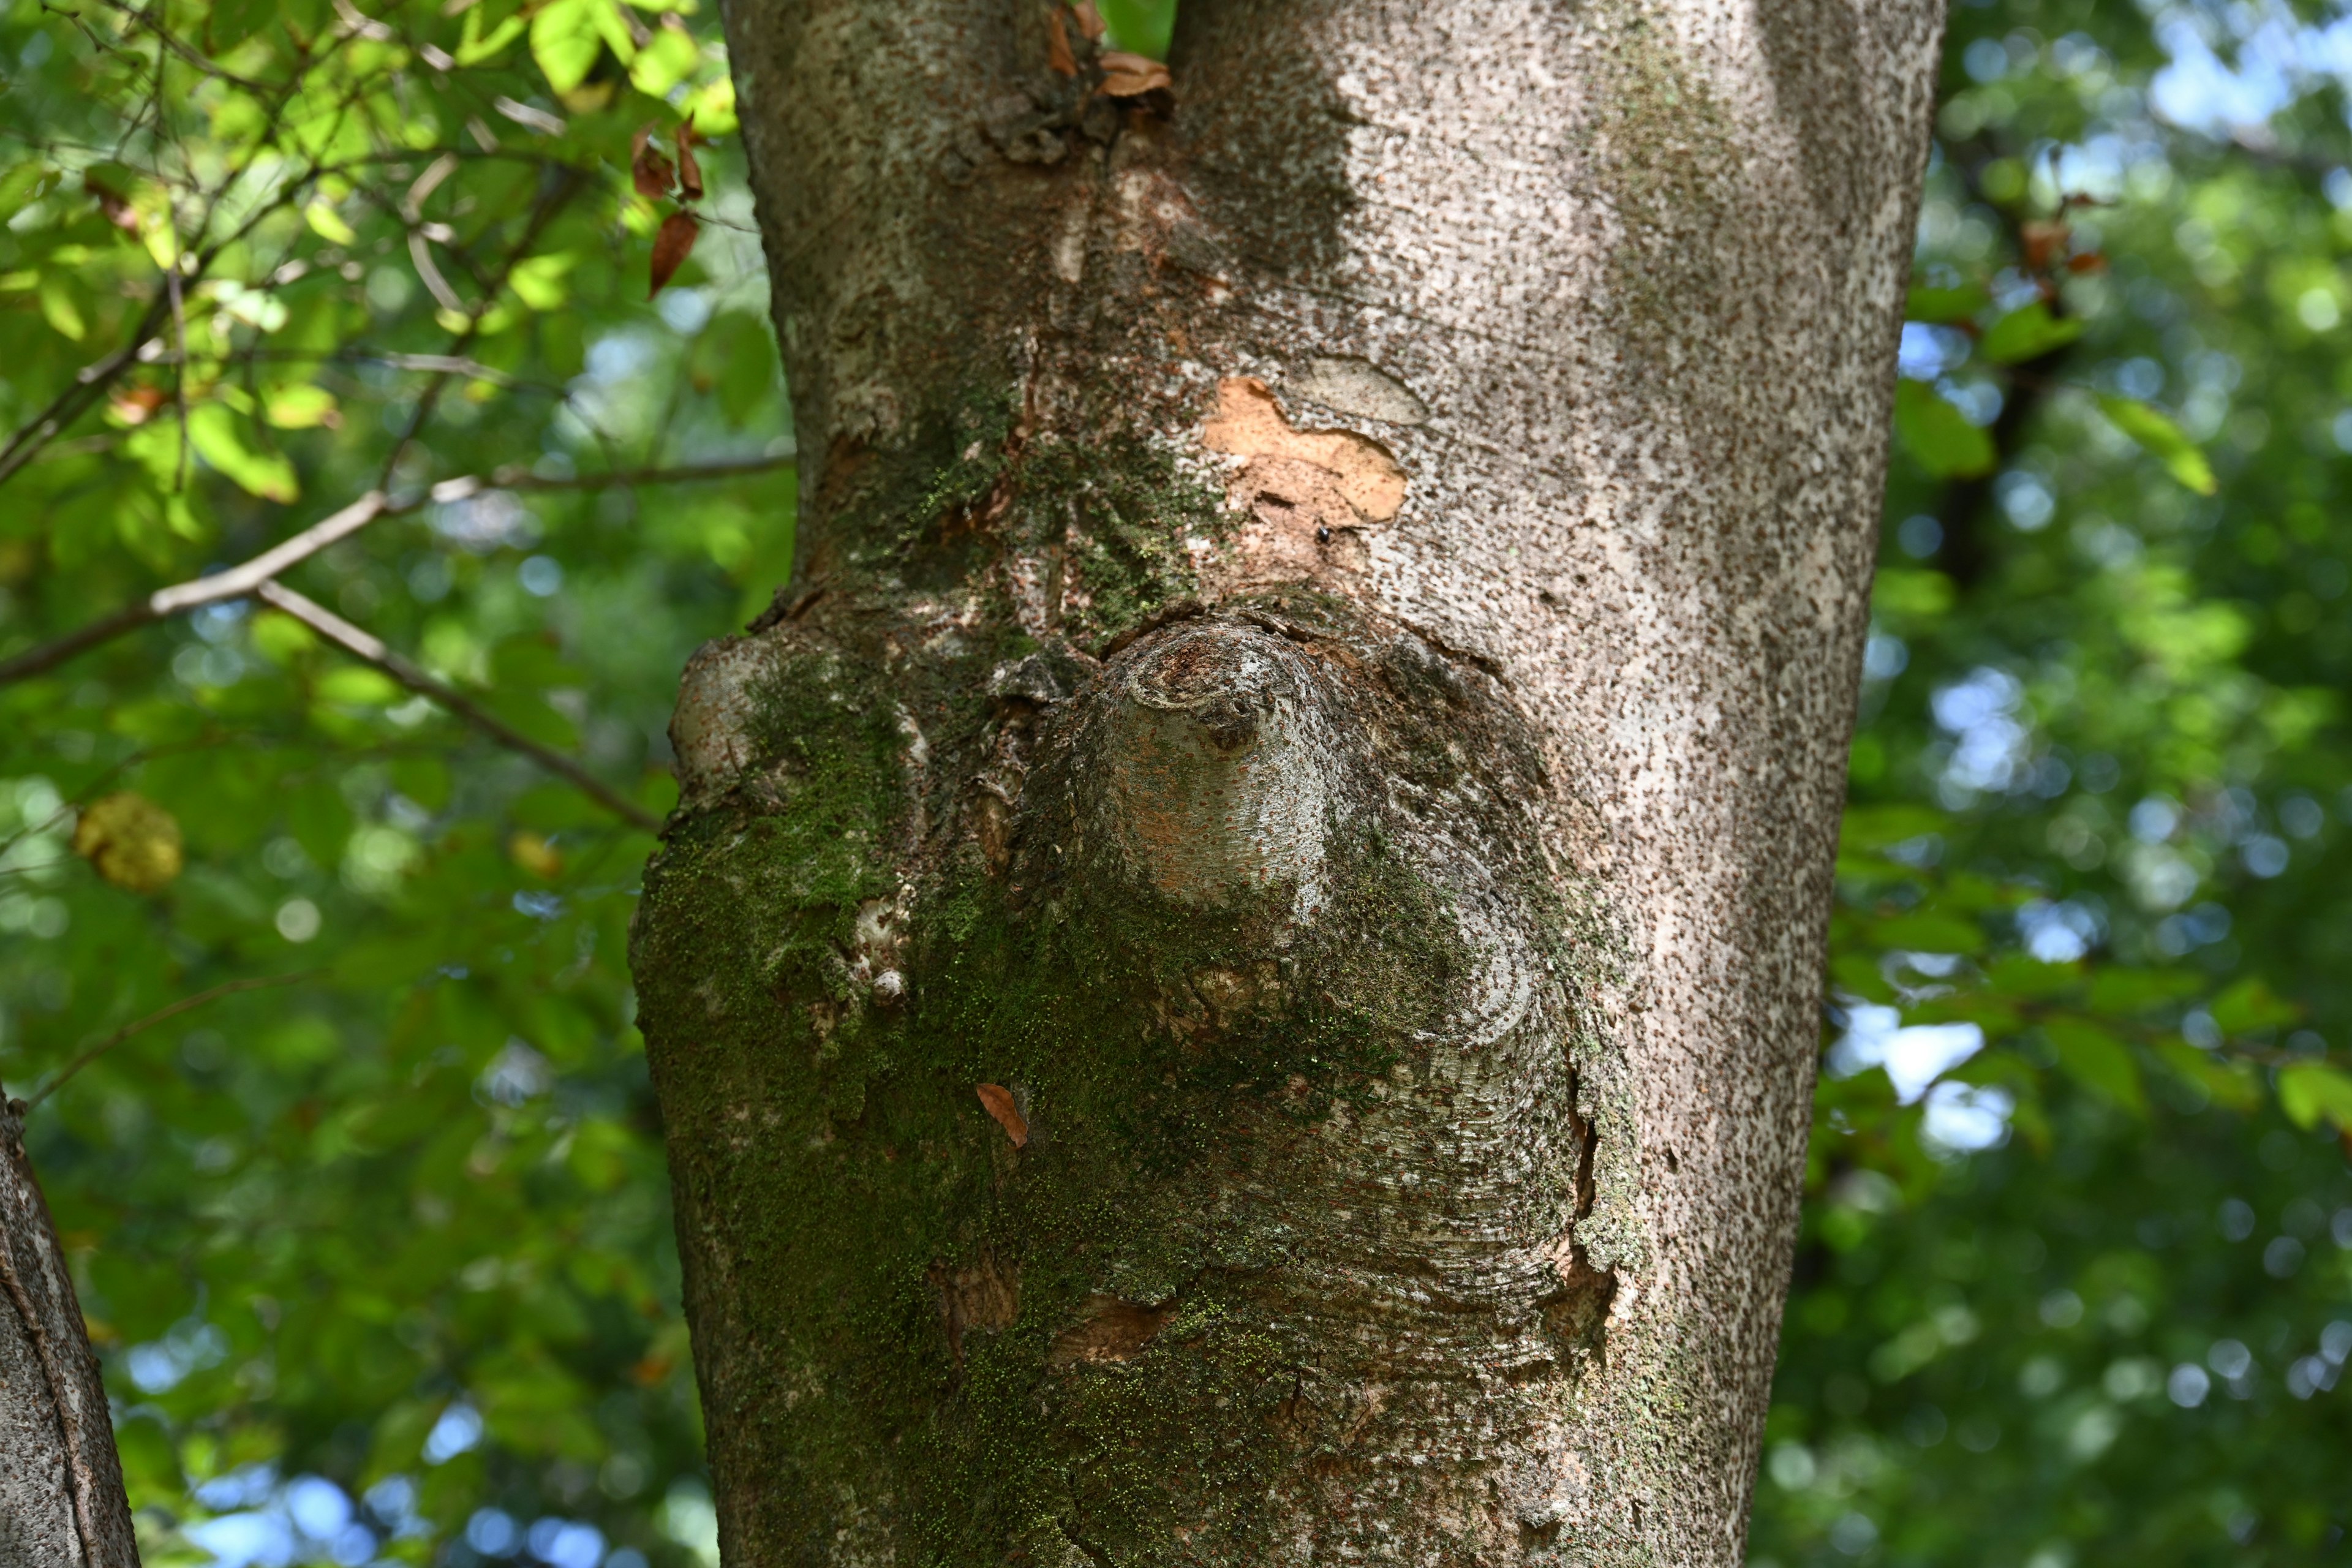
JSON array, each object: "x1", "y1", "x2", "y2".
[
  {"x1": 1201, "y1": 377, "x2": 1406, "y2": 521},
  {"x1": 85, "y1": 176, "x2": 140, "y2": 234},
  {"x1": 109, "y1": 385, "x2": 168, "y2": 426},
  {"x1": 1071, "y1": 0, "x2": 1104, "y2": 40},
  {"x1": 675, "y1": 116, "x2": 704, "y2": 202},
  {"x1": 2019, "y1": 219, "x2": 2067, "y2": 271},
  {"x1": 975, "y1": 1083, "x2": 1029, "y2": 1147},
  {"x1": 1098, "y1": 50, "x2": 1171, "y2": 96},
  {"x1": 630, "y1": 124, "x2": 676, "y2": 200},
  {"x1": 72, "y1": 791, "x2": 183, "y2": 894},
  {"x1": 1045, "y1": 6, "x2": 1077, "y2": 75},
  {"x1": 649, "y1": 210, "x2": 699, "y2": 298}
]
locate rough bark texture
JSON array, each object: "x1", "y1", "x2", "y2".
[
  {"x1": 630, "y1": 2, "x2": 1940, "y2": 1564},
  {"x1": 1, "y1": 1104, "x2": 141, "y2": 1568}
]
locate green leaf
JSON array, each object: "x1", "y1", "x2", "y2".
[
  {"x1": 1872, "y1": 911, "x2": 1985, "y2": 955},
  {"x1": 1893, "y1": 380, "x2": 1996, "y2": 478},
  {"x1": 317, "y1": 666, "x2": 404, "y2": 707},
  {"x1": 2084, "y1": 968, "x2": 2206, "y2": 1014},
  {"x1": 187, "y1": 405, "x2": 298, "y2": 502},
  {"x1": 530, "y1": 0, "x2": 630, "y2": 94},
  {"x1": 2095, "y1": 393, "x2": 2217, "y2": 496},
  {"x1": 1906, "y1": 281, "x2": 1990, "y2": 324},
  {"x1": 0, "y1": 162, "x2": 59, "y2": 224},
  {"x1": 508, "y1": 254, "x2": 578, "y2": 312},
  {"x1": 389, "y1": 757, "x2": 453, "y2": 812},
  {"x1": 2275, "y1": 1062, "x2": 2352, "y2": 1131},
  {"x1": 1871, "y1": 566, "x2": 1956, "y2": 623},
  {"x1": 459, "y1": 4, "x2": 529, "y2": 64},
  {"x1": 628, "y1": 26, "x2": 701, "y2": 97},
  {"x1": 2155, "y1": 1039, "x2": 2262, "y2": 1112},
  {"x1": 1977, "y1": 302, "x2": 2084, "y2": 365},
  {"x1": 490, "y1": 632, "x2": 584, "y2": 691},
  {"x1": 1097, "y1": 0, "x2": 1177, "y2": 57},
  {"x1": 2209, "y1": 976, "x2": 2298, "y2": 1035},
  {"x1": 303, "y1": 199, "x2": 357, "y2": 246},
  {"x1": 38, "y1": 278, "x2": 87, "y2": 341},
  {"x1": 2043, "y1": 1019, "x2": 2144, "y2": 1112},
  {"x1": 715, "y1": 312, "x2": 780, "y2": 426},
  {"x1": 263, "y1": 384, "x2": 339, "y2": 429}
]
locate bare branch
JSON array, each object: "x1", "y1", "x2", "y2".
[
  {"x1": 0, "y1": 454, "x2": 790, "y2": 687},
  {"x1": 253, "y1": 582, "x2": 663, "y2": 834},
  {"x1": 24, "y1": 973, "x2": 316, "y2": 1108}
]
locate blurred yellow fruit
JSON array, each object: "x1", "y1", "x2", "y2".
[
  {"x1": 509, "y1": 831, "x2": 564, "y2": 880},
  {"x1": 72, "y1": 791, "x2": 183, "y2": 894}
]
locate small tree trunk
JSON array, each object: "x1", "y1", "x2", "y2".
[
  {"x1": 631, "y1": 2, "x2": 1940, "y2": 1562},
  {"x1": 2, "y1": 1103, "x2": 141, "y2": 1568}
]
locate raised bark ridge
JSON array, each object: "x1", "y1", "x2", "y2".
[{"x1": 639, "y1": 0, "x2": 1940, "y2": 1560}]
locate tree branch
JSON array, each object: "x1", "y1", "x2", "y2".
[
  {"x1": 254, "y1": 581, "x2": 663, "y2": 834},
  {"x1": 24, "y1": 972, "x2": 315, "y2": 1108},
  {"x1": 0, "y1": 454, "x2": 791, "y2": 688}
]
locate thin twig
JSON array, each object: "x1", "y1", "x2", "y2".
[
  {"x1": 253, "y1": 582, "x2": 662, "y2": 833},
  {"x1": 167, "y1": 255, "x2": 190, "y2": 492},
  {"x1": 379, "y1": 172, "x2": 580, "y2": 492},
  {"x1": 25, "y1": 973, "x2": 315, "y2": 1109},
  {"x1": 0, "y1": 454, "x2": 791, "y2": 687}
]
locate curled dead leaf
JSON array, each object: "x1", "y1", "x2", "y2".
[
  {"x1": 1046, "y1": 6, "x2": 1076, "y2": 76},
  {"x1": 675, "y1": 116, "x2": 704, "y2": 202},
  {"x1": 648, "y1": 210, "x2": 699, "y2": 299},
  {"x1": 72, "y1": 791, "x2": 183, "y2": 894},
  {"x1": 975, "y1": 1083, "x2": 1028, "y2": 1147},
  {"x1": 1097, "y1": 50, "x2": 1171, "y2": 97},
  {"x1": 630, "y1": 124, "x2": 676, "y2": 200}
]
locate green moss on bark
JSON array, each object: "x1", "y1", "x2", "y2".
[{"x1": 635, "y1": 590, "x2": 1607, "y2": 1567}]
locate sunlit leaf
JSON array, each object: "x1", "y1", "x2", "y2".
[
  {"x1": 2275, "y1": 1062, "x2": 2352, "y2": 1131},
  {"x1": 2094, "y1": 393, "x2": 2217, "y2": 496},
  {"x1": 187, "y1": 405, "x2": 298, "y2": 502}
]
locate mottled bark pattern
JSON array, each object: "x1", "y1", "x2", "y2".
[
  {"x1": 635, "y1": 0, "x2": 1940, "y2": 1562},
  {"x1": 1, "y1": 1106, "x2": 141, "y2": 1568}
]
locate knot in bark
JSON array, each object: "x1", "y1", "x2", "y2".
[{"x1": 1088, "y1": 619, "x2": 1338, "y2": 916}]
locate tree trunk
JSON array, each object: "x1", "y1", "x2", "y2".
[
  {"x1": 629, "y1": 2, "x2": 1941, "y2": 1563},
  {"x1": 1, "y1": 1103, "x2": 142, "y2": 1568}
]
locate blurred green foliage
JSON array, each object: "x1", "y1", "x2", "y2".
[
  {"x1": 1, "y1": 0, "x2": 2348, "y2": 1564},
  {"x1": 0, "y1": 0, "x2": 785, "y2": 1561},
  {"x1": 1755, "y1": 0, "x2": 2352, "y2": 1561}
]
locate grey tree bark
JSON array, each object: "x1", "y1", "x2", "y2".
[
  {"x1": 1, "y1": 1104, "x2": 141, "y2": 1568},
  {"x1": 630, "y1": 2, "x2": 1942, "y2": 1564}
]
